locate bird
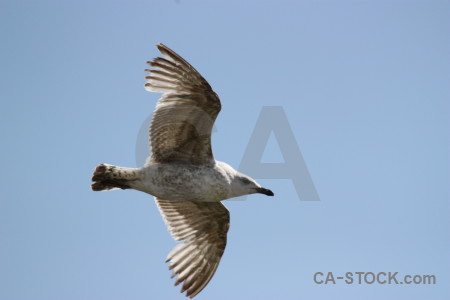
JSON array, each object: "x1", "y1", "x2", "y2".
[{"x1": 91, "y1": 43, "x2": 274, "y2": 298}]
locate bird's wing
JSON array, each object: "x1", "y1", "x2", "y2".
[
  {"x1": 145, "y1": 44, "x2": 221, "y2": 165},
  {"x1": 155, "y1": 198, "x2": 230, "y2": 298}
]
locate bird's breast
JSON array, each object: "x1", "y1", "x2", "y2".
[{"x1": 139, "y1": 163, "x2": 230, "y2": 201}]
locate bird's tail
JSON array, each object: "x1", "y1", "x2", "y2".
[{"x1": 91, "y1": 164, "x2": 138, "y2": 191}]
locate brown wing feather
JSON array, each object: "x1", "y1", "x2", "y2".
[
  {"x1": 145, "y1": 44, "x2": 221, "y2": 164},
  {"x1": 155, "y1": 198, "x2": 230, "y2": 298}
]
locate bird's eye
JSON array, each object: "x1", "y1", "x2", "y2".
[{"x1": 240, "y1": 177, "x2": 251, "y2": 185}]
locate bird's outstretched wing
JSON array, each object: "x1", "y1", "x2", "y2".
[
  {"x1": 145, "y1": 44, "x2": 221, "y2": 165},
  {"x1": 155, "y1": 198, "x2": 230, "y2": 298}
]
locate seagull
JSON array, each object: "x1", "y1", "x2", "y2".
[{"x1": 91, "y1": 44, "x2": 274, "y2": 298}]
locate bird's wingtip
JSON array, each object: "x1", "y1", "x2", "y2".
[{"x1": 157, "y1": 43, "x2": 168, "y2": 51}]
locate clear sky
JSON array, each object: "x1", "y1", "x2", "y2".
[{"x1": 1, "y1": 1, "x2": 449, "y2": 299}]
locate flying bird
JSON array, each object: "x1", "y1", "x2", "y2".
[{"x1": 91, "y1": 44, "x2": 274, "y2": 298}]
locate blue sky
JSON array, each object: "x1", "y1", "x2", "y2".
[{"x1": 1, "y1": 1, "x2": 449, "y2": 299}]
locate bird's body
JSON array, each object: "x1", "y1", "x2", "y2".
[
  {"x1": 91, "y1": 44, "x2": 273, "y2": 298},
  {"x1": 95, "y1": 161, "x2": 251, "y2": 202}
]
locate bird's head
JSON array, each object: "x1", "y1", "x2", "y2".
[{"x1": 230, "y1": 173, "x2": 274, "y2": 198}]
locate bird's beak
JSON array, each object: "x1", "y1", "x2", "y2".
[{"x1": 256, "y1": 187, "x2": 274, "y2": 196}]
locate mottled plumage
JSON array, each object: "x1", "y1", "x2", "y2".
[
  {"x1": 91, "y1": 44, "x2": 274, "y2": 298},
  {"x1": 156, "y1": 199, "x2": 229, "y2": 298},
  {"x1": 145, "y1": 45, "x2": 220, "y2": 165}
]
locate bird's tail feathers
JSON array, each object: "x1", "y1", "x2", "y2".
[{"x1": 91, "y1": 164, "x2": 137, "y2": 191}]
